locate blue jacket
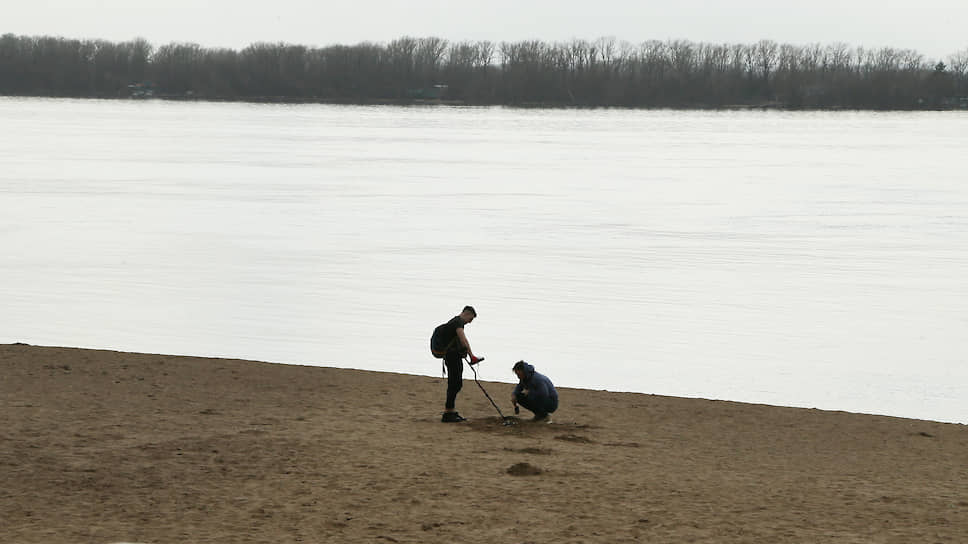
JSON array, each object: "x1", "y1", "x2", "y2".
[{"x1": 513, "y1": 362, "x2": 558, "y2": 407}]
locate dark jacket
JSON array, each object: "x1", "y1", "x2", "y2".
[{"x1": 513, "y1": 362, "x2": 558, "y2": 409}]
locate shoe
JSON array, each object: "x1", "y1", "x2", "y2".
[
  {"x1": 532, "y1": 413, "x2": 552, "y2": 423},
  {"x1": 441, "y1": 412, "x2": 467, "y2": 423}
]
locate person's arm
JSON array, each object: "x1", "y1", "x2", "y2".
[
  {"x1": 511, "y1": 383, "x2": 522, "y2": 405},
  {"x1": 456, "y1": 328, "x2": 475, "y2": 359}
]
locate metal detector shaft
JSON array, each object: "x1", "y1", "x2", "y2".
[{"x1": 466, "y1": 357, "x2": 512, "y2": 423}]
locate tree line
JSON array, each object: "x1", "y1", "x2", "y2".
[{"x1": 1, "y1": 33, "x2": 967, "y2": 109}]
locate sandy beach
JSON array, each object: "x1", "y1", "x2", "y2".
[{"x1": 2, "y1": 343, "x2": 966, "y2": 543}]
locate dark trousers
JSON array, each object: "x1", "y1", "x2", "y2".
[
  {"x1": 517, "y1": 393, "x2": 558, "y2": 417},
  {"x1": 444, "y1": 348, "x2": 465, "y2": 410}
]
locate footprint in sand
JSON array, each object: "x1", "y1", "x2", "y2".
[
  {"x1": 554, "y1": 433, "x2": 594, "y2": 444},
  {"x1": 506, "y1": 462, "x2": 542, "y2": 476}
]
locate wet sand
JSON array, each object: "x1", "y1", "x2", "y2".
[{"x1": 2, "y1": 344, "x2": 966, "y2": 543}]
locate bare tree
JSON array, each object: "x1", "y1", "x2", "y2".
[{"x1": 948, "y1": 48, "x2": 968, "y2": 79}]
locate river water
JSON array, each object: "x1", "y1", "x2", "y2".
[{"x1": 2, "y1": 97, "x2": 966, "y2": 423}]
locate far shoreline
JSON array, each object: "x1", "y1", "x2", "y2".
[{"x1": 4, "y1": 92, "x2": 966, "y2": 112}]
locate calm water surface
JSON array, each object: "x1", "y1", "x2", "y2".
[{"x1": 2, "y1": 97, "x2": 966, "y2": 423}]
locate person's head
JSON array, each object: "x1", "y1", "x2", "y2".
[
  {"x1": 460, "y1": 305, "x2": 477, "y2": 324},
  {"x1": 512, "y1": 360, "x2": 527, "y2": 380}
]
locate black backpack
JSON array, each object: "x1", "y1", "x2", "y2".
[{"x1": 430, "y1": 323, "x2": 450, "y2": 358}]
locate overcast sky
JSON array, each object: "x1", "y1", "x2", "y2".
[{"x1": 6, "y1": 0, "x2": 968, "y2": 60}]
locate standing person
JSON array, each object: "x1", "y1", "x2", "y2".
[
  {"x1": 511, "y1": 360, "x2": 558, "y2": 423},
  {"x1": 430, "y1": 306, "x2": 481, "y2": 422}
]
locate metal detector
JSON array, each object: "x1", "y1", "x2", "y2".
[{"x1": 465, "y1": 356, "x2": 516, "y2": 426}]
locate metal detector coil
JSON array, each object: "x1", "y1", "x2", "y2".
[{"x1": 466, "y1": 356, "x2": 516, "y2": 426}]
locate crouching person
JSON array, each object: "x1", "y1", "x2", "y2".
[{"x1": 511, "y1": 360, "x2": 558, "y2": 423}]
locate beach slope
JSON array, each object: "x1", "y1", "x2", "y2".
[{"x1": 2, "y1": 344, "x2": 966, "y2": 543}]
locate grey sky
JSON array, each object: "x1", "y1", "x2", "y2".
[{"x1": 6, "y1": 0, "x2": 968, "y2": 60}]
